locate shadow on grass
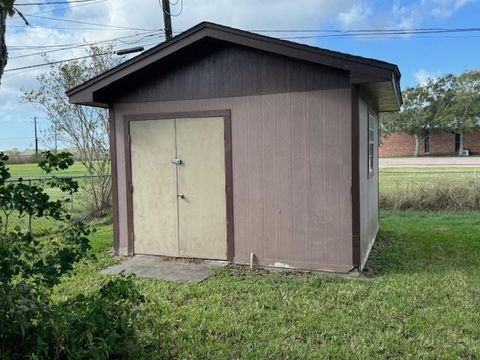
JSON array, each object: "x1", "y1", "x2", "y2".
[
  {"x1": 363, "y1": 228, "x2": 406, "y2": 276},
  {"x1": 363, "y1": 211, "x2": 480, "y2": 276}
]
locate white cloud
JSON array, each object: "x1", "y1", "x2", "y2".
[
  {"x1": 337, "y1": 0, "x2": 475, "y2": 30},
  {"x1": 391, "y1": 0, "x2": 475, "y2": 29},
  {"x1": 414, "y1": 69, "x2": 441, "y2": 85},
  {"x1": 337, "y1": 1, "x2": 374, "y2": 28},
  {"x1": 430, "y1": 0, "x2": 475, "y2": 19}
]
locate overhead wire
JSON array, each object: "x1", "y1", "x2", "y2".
[
  {"x1": 27, "y1": 0, "x2": 107, "y2": 16},
  {"x1": 5, "y1": 52, "x2": 113, "y2": 72},
  {"x1": 9, "y1": 30, "x2": 163, "y2": 59},
  {"x1": 15, "y1": 0, "x2": 101, "y2": 6},
  {"x1": 8, "y1": 25, "x2": 139, "y2": 31},
  {"x1": 159, "y1": 0, "x2": 183, "y2": 17},
  {"x1": 285, "y1": 28, "x2": 480, "y2": 38},
  {"x1": 5, "y1": 33, "x2": 167, "y2": 73},
  {"x1": 9, "y1": 29, "x2": 161, "y2": 50},
  {"x1": 4, "y1": 25, "x2": 480, "y2": 73},
  {"x1": 20, "y1": 13, "x2": 156, "y2": 31}
]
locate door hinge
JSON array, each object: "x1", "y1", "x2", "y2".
[{"x1": 129, "y1": 182, "x2": 134, "y2": 193}]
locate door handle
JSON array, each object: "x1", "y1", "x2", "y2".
[
  {"x1": 177, "y1": 193, "x2": 185, "y2": 199},
  {"x1": 170, "y1": 158, "x2": 183, "y2": 165}
]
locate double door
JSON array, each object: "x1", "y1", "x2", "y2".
[{"x1": 129, "y1": 117, "x2": 227, "y2": 259}]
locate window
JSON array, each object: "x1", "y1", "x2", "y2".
[
  {"x1": 455, "y1": 133, "x2": 461, "y2": 153},
  {"x1": 368, "y1": 113, "x2": 375, "y2": 175},
  {"x1": 424, "y1": 135, "x2": 430, "y2": 153}
]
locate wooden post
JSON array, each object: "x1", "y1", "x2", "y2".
[
  {"x1": 161, "y1": 0, "x2": 173, "y2": 40},
  {"x1": 34, "y1": 116, "x2": 39, "y2": 159}
]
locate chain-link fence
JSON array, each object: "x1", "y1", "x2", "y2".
[{"x1": 3, "y1": 174, "x2": 111, "y2": 234}]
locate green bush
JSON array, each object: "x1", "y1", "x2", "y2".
[
  {"x1": 380, "y1": 179, "x2": 480, "y2": 211},
  {"x1": 41, "y1": 277, "x2": 146, "y2": 360},
  {"x1": 0, "y1": 152, "x2": 150, "y2": 359}
]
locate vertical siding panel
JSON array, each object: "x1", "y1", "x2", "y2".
[
  {"x1": 231, "y1": 97, "x2": 250, "y2": 261},
  {"x1": 114, "y1": 109, "x2": 128, "y2": 253},
  {"x1": 323, "y1": 69, "x2": 342, "y2": 265},
  {"x1": 262, "y1": 94, "x2": 279, "y2": 260},
  {"x1": 183, "y1": 59, "x2": 194, "y2": 100},
  {"x1": 276, "y1": 58, "x2": 293, "y2": 260},
  {"x1": 307, "y1": 65, "x2": 325, "y2": 264},
  {"x1": 339, "y1": 82, "x2": 353, "y2": 266},
  {"x1": 247, "y1": 94, "x2": 264, "y2": 260},
  {"x1": 291, "y1": 62, "x2": 309, "y2": 262}
]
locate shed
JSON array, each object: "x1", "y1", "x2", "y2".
[{"x1": 67, "y1": 22, "x2": 402, "y2": 272}]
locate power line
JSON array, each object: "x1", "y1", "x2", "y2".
[
  {"x1": 8, "y1": 25, "x2": 137, "y2": 31},
  {"x1": 4, "y1": 25, "x2": 480, "y2": 73},
  {"x1": 15, "y1": 0, "x2": 101, "y2": 6},
  {"x1": 4, "y1": 36, "x2": 164, "y2": 73},
  {"x1": 22, "y1": 13, "x2": 156, "y2": 31},
  {"x1": 9, "y1": 31, "x2": 162, "y2": 59},
  {"x1": 283, "y1": 34, "x2": 480, "y2": 40},
  {"x1": 28, "y1": 0, "x2": 107, "y2": 16},
  {"x1": 280, "y1": 28, "x2": 480, "y2": 40},
  {"x1": 169, "y1": 0, "x2": 183, "y2": 17},
  {"x1": 250, "y1": 27, "x2": 480, "y2": 34},
  {"x1": 9, "y1": 30, "x2": 160, "y2": 50},
  {"x1": 4, "y1": 52, "x2": 113, "y2": 72},
  {"x1": 4, "y1": 36, "x2": 159, "y2": 73}
]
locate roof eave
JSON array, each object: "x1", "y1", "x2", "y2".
[{"x1": 67, "y1": 22, "x2": 401, "y2": 104}]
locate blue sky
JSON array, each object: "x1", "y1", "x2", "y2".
[{"x1": 1, "y1": 0, "x2": 479, "y2": 150}]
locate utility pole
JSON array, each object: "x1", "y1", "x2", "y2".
[
  {"x1": 33, "y1": 116, "x2": 38, "y2": 157},
  {"x1": 161, "y1": 0, "x2": 173, "y2": 40},
  {"x1": 54, "y1": 121, "x2": 58, "y2": 153}
]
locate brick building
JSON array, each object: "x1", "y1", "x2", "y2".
[{"x1": 379, "y1": 129, "x2": 480, "y2": 157}]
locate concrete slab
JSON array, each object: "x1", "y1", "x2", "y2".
[{"x1": 101, "y1": 255, "x2": 227, "y2": 282}]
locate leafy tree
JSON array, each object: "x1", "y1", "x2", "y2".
[
  {"x1": 0, "y1": 0, "x2": 27, "y2": 85},
  {"x1": 437, "y1": 71, "x2": 480, "y2": 154},
  {"x1": 381, "y1": 71, "x2": 480, "y2": 157},
  {"x1": 0, "y1": 152, "x2": 147, "y2": 358},
  {"x1": 0, "y1": 151, "x2": 92, "y2": 353},
  {"x1": 23, "y1": 45, "x2": 122, "y2": 217},
  {"x1": 381, "y1": 84, "x2": 438, "y2": 157}
]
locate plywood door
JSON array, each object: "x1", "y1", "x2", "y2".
[
  {"x1": 130, "y1": 119, "x2": 178, "y2": 256},
  {"x1": 176, "y1": 117, "x2": 227, "y2": 259}
]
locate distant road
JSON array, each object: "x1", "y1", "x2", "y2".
[{"x1": 380, "y1": 157, "x2": 480, "y2": 168}]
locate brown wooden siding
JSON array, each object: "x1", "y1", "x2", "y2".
[
  {"x1": 101, "y1": 42, "x2": 342, "y2": 104},
  {"x1": 358, "y1": 95, "x2": 379, "y2": 269},
  {"x1": 111, "y1": 49, "x2": 354, "y2": 272}
]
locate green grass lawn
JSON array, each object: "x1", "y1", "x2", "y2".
[
  {"x1": 54, "y1": 211, "x2": 480, "y2": 359},
  {"x1": 6, "y1": 162, "x2": 90, "y2": 177}
]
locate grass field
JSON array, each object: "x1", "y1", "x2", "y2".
[
  {"x1": 7, "y1": 162, "x2": 90, "y2": 177},
  {"x1": 380, "y1": 166, "x2": 480, "y2": 190},
  {"x1": 55, "y1": 211, "x2": 480, "y2": 358},
  {"x1": 379, "y1": 167, "x2": 480, "y2": 210}
]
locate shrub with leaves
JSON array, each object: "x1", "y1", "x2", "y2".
[
  {"x1": 47, "y1": 277, "x2": 146, "y2": 359},
  {"x1": 0, "y1": 152, "x2": 147, "y2": 359}
]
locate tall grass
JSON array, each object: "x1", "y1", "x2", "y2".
[{"x1": 380, "y1": 178, "x2": 480, "y2": 211}]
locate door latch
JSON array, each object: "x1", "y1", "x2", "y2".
[{"x1": 170, "y1": 158, "x2": 183, "y2": 165}]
